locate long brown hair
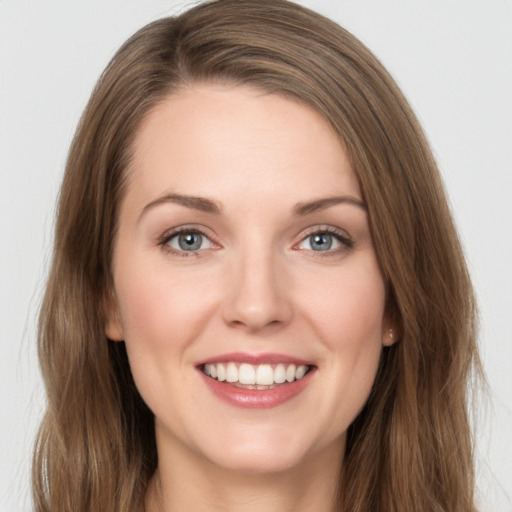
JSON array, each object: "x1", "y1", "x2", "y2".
[{"x1": 33, "y1": 1, "x2": 481, "y2": 510}]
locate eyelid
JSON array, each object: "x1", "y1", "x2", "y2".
[
  {"x1": 158, "y1": 224, "x2": 220, "y2": 256},
  {"x1": 157, "y1": 223, "x2": 353, "y2": 257},
  {"x1": 293, "y1": 225, "x2": 354, "y2": 254}
]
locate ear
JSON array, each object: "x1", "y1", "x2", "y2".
[
  {"x1": 382, "y1": 316, "x2": 400, "y2": 347},
  {"x1": 104, "y1": 289, "x2": 124, "y2": 341},
  {"x1": 382, "y1": 288, "x2": 401, "y2": 346},
  {"x1": 382, "y1": 327, "x2": 398, "y2": 346}
]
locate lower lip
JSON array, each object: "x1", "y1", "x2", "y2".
[{"x1": 200, "y1": 369, "x2": 314, "y2": 409}]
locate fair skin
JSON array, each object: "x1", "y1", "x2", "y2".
[{"x1": 106, "y1": 84, "x2": 395, "y2": 512}]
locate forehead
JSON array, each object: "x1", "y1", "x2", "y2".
[{"x1": 126, "y1": 84, "x2": 361, "y2": 210}]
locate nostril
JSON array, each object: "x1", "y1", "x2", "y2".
[{"x1": 222, "y1": 267, "x2": 293, "y2": 331}]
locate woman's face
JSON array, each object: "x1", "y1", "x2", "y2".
[{"x1": 107, "y1": 84, "x2": 393, "y2": 475}]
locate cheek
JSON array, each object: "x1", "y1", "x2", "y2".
[
  {"x1": 299, "y1": 257, "x2": 386, "y2": 424},
  {"x1": 330, "y1": 267, "x2": 385, "y2": 379},
  {"x1": 115, "y1": 258, "x2": 219, "y2": 348},
  {"x1": 303, "y1": 258, "x2": 386, "y2": 348},
  {"x1": 113, "y1": 260, "x2": 218, "y2": 415}
]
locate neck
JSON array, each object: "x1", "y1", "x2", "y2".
[{"x1": 145, "y1": 433, "x2": 344, "y2": 512}]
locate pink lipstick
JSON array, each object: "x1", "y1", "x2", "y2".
[{"x1": 197, "y1": 352, "x2": 316, "y2": 409}]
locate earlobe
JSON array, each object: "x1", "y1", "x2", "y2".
[
  {"x1": 382, "y1": 314, "x2": 400, "y2": 346},
  {"x1": 104, "y1": 290, "x2": 124, "y2": 341},
  {"x1": 382, "y1": 295, "x2": 400, "y2": 346},
  {"x1": 383, "y1": 327, "x2": 397, "y2": 346}
]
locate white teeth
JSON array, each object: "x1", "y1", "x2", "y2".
[
  {"x1": 203, "y1": 362, "x2": 310, "y2": 385},
  {"x1": 274, "y1": 364, "x2": 286, "y2": 384},
  {"x1": 256, "y1": 364, "x2": 274, "y2": 385},
  {"x1": 295, "y1": 365, "x2": 307, "y2": 380},
  {"x1": 286, "y1": 364, "x2": 296, "y2": 382},
  {"x1": 217, "y1": 363, "x2": 226, "y2": 382},
  {"x1": 239, "y1": 363, "x2": 256, "y2": 385},
  {"x1": 226, "y1": 362, "x2": 238, "y2": 383}
]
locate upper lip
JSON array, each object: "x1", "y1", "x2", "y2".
[{"x1": 196, "y1": 352, "x2": 314, "y2": 367}]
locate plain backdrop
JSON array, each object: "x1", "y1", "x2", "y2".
[{"x1": 1, "y1": 1, "x2": 511, "y2": 511}]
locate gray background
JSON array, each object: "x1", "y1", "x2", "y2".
[{"x1": 1, "y1": 0, "x2": 511, "y2": 510}]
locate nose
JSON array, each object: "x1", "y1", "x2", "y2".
[{"x1": 222, "y1": 247, "x2": 293, "y2": 333}]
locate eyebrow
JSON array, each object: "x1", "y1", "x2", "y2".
[
  {"x1": 140, "y1": 193, "x2": 223, "y2": 220},
  {"x1": 139, "y1": 192, "x2": 366, "y2": 221},
  {"x1": 293, "y1": 195, "x2": 367, "y2": 215}
]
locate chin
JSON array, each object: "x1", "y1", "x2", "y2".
[
  {"x1": 207, "y1": 446, "x2": 305, "y2": 475},
  {"x1": 196, "y1": 426, "x2": 322, "y2": 475}
]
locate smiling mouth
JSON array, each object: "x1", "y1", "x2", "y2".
[{"x1": 201, "y1": 362, "x2": 313, "y2": 389}]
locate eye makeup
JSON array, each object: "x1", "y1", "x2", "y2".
[{"x1": 156, "y1": 222, "x2": 355, "y2": 259}]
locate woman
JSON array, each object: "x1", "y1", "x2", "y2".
[{"x1": 33, "y1": 0, "x2": 481, "y2": 510}]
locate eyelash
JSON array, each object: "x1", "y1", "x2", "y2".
[
  {"x1": 158, "y1": 225, "x2": 216, "y2": 258},
  {"x1": 295, "y1": 225, "x2": 354, "y2": 256},
  {"x1": 158, "y1": 225, "x2": 354, "y2": 258}
]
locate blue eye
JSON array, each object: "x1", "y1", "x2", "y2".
[
  {"x1": 297, "y1": 229, "x2": 352, "y2": 254},
  {"x1": 309, "y1": 233, "x2": 336, "y2": 251},
  {"x1": 301, "y1": 232, "x2": 340, "y2": 251},
  {"x1": 166, "y1": 231, "x2": 213, "y2": 253}
]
